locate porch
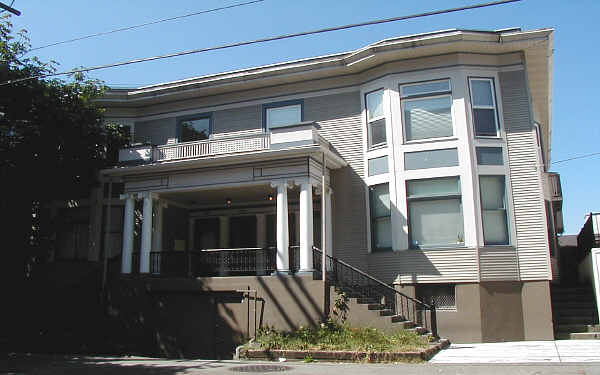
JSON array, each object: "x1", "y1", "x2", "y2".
[{"x1": 119, "y1": 179, "x2": 333, "y2": 278}]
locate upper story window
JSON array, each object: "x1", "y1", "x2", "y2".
[
  {"x1": 179, "y1": 115, "x2": 211, "y2": 142},
  {"x1": 400, "y1": 80, "x2": 453, "y2": 142},
  {"x1": 469, "y1": 78, "x2": 500, "y2": 137},
  {"x1": 264, "y1": 100, "x2": 303, "y2": 129},
  {"x1": 365, "y1": 89, "x2": 386, "y2": 148}
]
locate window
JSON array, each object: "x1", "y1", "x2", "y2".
[
  {"x1": 407, "y1": 177, "x2": 464, "y2": 248},
  {"x1": 469, "y1": 78, "x2": 499, "y2": 137},
  {"x1": 479, "y1": 175, "x2": 509, "y2": 245},
  {"x1": 416, "y1": 284, "x2": 456, "y2": 310},
  {"x1": 365, "y1": 89, "x2": 386, "y2": 148},
  {"x1": 264, "y1": 101, "x2": 302, "y2": 129},
  {"x1": 404, "y1": 148, "x2": 459, "y2": 170},
  {"x1": 179, "y1": 116, "x2": 211, "y2": 142},
  {"x1": 369, "y1": 184, "x2": 392, "y2": 251},
  {"x1": 401, "y1": 80, "x2": 453, "y2": 141},
  {"x1": 368, "y1": 156, "x2": 388, "y2": 176},
  {"x1": 476, "y1": 147, "x2": 503, "y2": 165}
]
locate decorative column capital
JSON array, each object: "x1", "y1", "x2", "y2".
[{"x1": 270, "y1": 180, "x2": 293, "y2": 189}]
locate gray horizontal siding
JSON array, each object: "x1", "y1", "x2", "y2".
[
  {"x1": 479, "y1": 247, "x2": 519, "y2": 281},
  {"x1": 499, "y1": 70, "x2": 551, "y2": 281},
  {"x1": 134, "y1": 118, "x2": 176, "y2": 145},
  {"x1": 369, "y1": 248, "x2": 479, "y2": 284},
  {"x1": 304, "y1": 92, "x2": 368, "y2": 270},
  {"x1": 213, "y1": 105, "x2": 261, "y2": 135}
]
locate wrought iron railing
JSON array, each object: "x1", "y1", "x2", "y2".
[
  {"x1": 140, "y1": 247, "x2": 302, "y2": 277},
  {"x1": 312, "y1": 247, "x2": 437, "y2": 338}
]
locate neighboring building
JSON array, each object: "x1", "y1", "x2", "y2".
[{"x1": 63, "y1": 27, "x2": 561, "y2": 347}]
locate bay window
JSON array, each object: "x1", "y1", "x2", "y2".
[
  {"x1": 401, "y1": 80, "x2": 453, "y2": 141},
  {"x1": 407, "y1": 177, "x2": 464, "y2": 248},
  {"x1": 479, "y1": 175, "x2": 509, "y2": 245},
  {"x1": 369, "y1": 183, "x2": 392, "y2": 251}
]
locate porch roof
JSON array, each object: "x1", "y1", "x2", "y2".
[{"x1": 100, "y1": 141, "x2": 345, "y2": 178}]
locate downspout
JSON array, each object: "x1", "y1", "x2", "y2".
[{"x1": 321, "y1": 151, "x2": 328, "y2": 319}]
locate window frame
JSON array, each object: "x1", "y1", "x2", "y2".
[
  {"x1": 177, "y1": 113, "x2": 213, "y2": 143},
  {"x1": 478, "y1": 174, "x2": 510, "y2": 246},
  {"x1": 369, "y1": 183, "x2": 392, "y2": 252},
  {"x1": 399, "y1": 78, "x2": 454, "y2": 143},
  {"x1": 365, "y1": 88, "x2": 387, "y2": 149},
  {"x1": 468, "y1": 77, "x2": 501, "y2": 138},
  {"x1": 262, "y1": 99, "x2": 304, "y2": 130},
  {"x1": 406, "y1": 176, "x2": 465, "y2": 249}
]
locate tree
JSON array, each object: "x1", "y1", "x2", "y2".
[{"x1": 0, "y1": 15, "x2": 128, "y2": 276}]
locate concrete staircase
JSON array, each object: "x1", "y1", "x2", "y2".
[
  {"x1": 552, "y1": 285, "x2": 600, "y2": 340},
  {"x1": 334, "y1": 291, "x2": 430, "y2": 337}
]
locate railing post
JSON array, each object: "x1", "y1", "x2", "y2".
[
  {"x1": 430, "y1": 301, "x2": 438, "y2": 339},
  {"x1": 187, "y1": 251, "x2": 192, "y2": 278}
]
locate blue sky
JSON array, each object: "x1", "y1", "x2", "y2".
[{"x1": 9, "y1": 0, "x2": 600, "y2": 234}]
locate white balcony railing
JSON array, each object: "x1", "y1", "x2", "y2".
[
  {"x1": 118, "y1": 122, "x2": 322, "y2": 165},
  {"x1": 154, "y1": 132, "x2": 270, "y2": 162}
]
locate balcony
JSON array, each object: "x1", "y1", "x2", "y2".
[
  {"x1": 118, "y1": 122, "x2": 324, "y2": 165},
  {"x1": 547, "y1": 172, "x2": 562, "y2": 202}
]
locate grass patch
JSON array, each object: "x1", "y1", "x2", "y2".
[{"x1": 253, "y1": 323, "x2": 429, "y2": 352}]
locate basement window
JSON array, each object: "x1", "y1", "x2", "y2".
[{"x1": 416, "y1": 284, "x2": 456, "y2": 310}]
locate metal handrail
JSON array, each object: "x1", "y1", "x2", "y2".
[
  {"x1": 312, "y1": 247, "x2": 432, "y2": 309},
  {"x1": 313, "y1": 247, "x2": 437, "y2": 338}
]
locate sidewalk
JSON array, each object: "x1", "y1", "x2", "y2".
[
  {"x1": 3, "y1": 351, "x2": 600, "y2": 375},
  {"x1": 430, "y1": 340, "x2": 600, "y2": 363}
]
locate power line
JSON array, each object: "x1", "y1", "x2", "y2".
[
  {"x1": 0, "y1": 0, "x2": 522, "y2": 87},
  {"x1": 552, "y1": 152, "x2": 600, "y2": 165},
  {"x1": 26, "y1": 0, "x2": 265, "y2": 53}
]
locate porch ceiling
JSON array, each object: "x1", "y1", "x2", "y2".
[{"x1": 160, "y1": 184, "x2": 301, "y2": 209}]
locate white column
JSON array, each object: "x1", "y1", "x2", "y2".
[
  {"x1": 140, "y1": 193, "x2": 153, "y2": 273},
  {"x1": 219, "y1": 216, "x2": 230, "y2": 248},
  {"x1": 326, "y1": 188, "x2": 333, "y2": 259},
  {"x1": 299, "y1": 182, "x2": 314, "y2": 272},
  {"x1": 272, "y1": 181, "x2": 290, "y2": 272},
  {"x1": 121, "y1": 195, "x2": 135, "y2": 274},
  {"x1": 152, "y1": 201, "x2": 164, "y2": 252}
]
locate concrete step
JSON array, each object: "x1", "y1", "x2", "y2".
[
  {"x1": 390, "y1": 316, "x2": 415, "y2": 328},
  {"x1": 367, "y1": 303, "x2": 386, "y2": 311},
  {"x1": 556, "y1": 332, "x2": 600, "y2": 340},
  {"x1": 556, "y1": 324, "x2": 600, "y2": 333},
  {"x1": 555, "y1": 316, "x2": 600, "y2": 325},
  {"x1": 356, "y1": 298, "x2": 380, "y2": 305},
  {"x1": 408, "y1": 326, "x2": 428, "y2": 335},
  {"x1": 553, "y1": 301, "x2": 597, "y2": 309},
  {"x1": 554, "y1": 308, "x2": 598, "y2": 317}
]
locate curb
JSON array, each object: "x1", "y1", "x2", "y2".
[{"x1": 241, "y1": 339, "x2": 450, "y2": 362}]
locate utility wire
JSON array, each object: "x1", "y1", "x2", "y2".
[
  {"x1": 552, "y1": 152, "x2": 600, "y2": 165},
  {"x1": 26, "y1": 0, "x2": 265, "y2": 52},
  {"x1": 0, "y1": 0, "x2": 522, "y2": 86},
  {"x1": 0, "y1": 0, "x2": 16, "y2": 15}
]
